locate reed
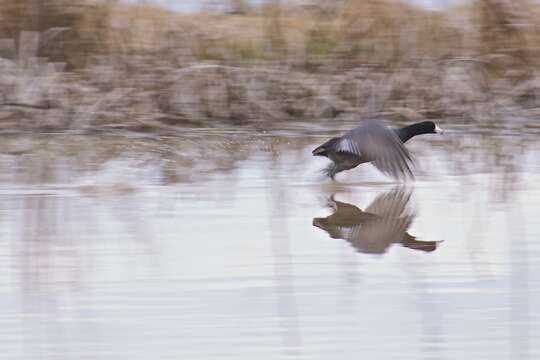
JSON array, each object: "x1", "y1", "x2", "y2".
[{"x1": 0, "y1": 0, "x2": 539, "y2": 131}]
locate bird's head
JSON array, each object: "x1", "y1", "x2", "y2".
[{"x1": 423, "y1": 121, "x2": 444, "y2": 134}]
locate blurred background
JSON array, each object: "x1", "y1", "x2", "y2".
[
  {"x1": 2, "y1": 0, "x2": 540, "y2": 129},
  {"x1": 0, "y1": 1, "x2": 539, "y2": 359}
]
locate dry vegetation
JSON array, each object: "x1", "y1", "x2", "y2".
[{"x1": 1, "y1": 0, "x2": 540, "y2": 132}]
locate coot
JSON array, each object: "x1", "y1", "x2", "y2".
[{"x1": 312, "y1": 120, "x2": 442, "y2": 180}]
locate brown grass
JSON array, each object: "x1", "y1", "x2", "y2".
[{"x1": 0, "y1": 0, "x2": 540, "y2": 131}]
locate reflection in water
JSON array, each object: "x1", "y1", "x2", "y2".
[
  {"x1": 313, "y1": 187, "x2": 440, "y2": 254},
  {"x1": 0, "y1": 130, "x2": 538, "y2": 359}
]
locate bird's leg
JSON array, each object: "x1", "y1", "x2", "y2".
[
  {"x1": 326, "y1": 194, "x2": 337, "y2": 208},
  {"x1": 323, "y1": 164, "x2": 338, "y2": 180}
]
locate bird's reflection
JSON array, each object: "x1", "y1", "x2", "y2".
[{"x1": 313, "y1": 187, "x2": 440, "y2": 254}]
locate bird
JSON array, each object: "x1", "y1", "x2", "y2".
[
  {"x1": 312, "y1": 120, "x2": 443, "y2": 180},
  {"x1": 312, "y1": 187, "x2": 440, "y2": 254}
]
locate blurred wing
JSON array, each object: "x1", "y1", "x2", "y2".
[
  {"x1": 365, "y1": 187, "x2": 412, "y2": 218},
  {"x1": 360, "y1": 187, "x2": 415, "y2": 251},
  {"x1": 338, "y1": 120, "x2": 415, "y2": 180},
  {"x1": 357, "y1": 216, "x2": 413, "y2": 251},
  {"x1": 334, "y1": 137, "x2": 362, "y2": 155}
]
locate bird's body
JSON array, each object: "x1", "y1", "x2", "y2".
[{"x1": 313, "y1": 120, "x2": 442, "y2": 180}]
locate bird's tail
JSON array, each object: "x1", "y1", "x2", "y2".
[{"x1": 312, "y1": 145, "x2": 327, "y2": 156}]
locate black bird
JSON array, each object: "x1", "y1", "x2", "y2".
[
  {"x1": 312, "y1": 120, "x2": 443, "y2": 180},
  {"x1": 313, "y1": 187, "x2": 440, "y2": 254}
]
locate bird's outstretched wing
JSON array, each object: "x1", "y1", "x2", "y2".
[
  {"x1": 364, "y1": 186, "x2": 413, "y2": 218},
  {"x1": 356, "y1": 187, "x2": 415, "y2": 251},
  {"x1": 335, "y1": 120, "x2": 415, "y2": 180}
]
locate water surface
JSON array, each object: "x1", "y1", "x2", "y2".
[{"x1": 0, "y1": 123, "x2": 539, "y2": 359}]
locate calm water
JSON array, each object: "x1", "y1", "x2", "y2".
[{"x1": 0, "y1": 122, "x2": 539, "y2": 359}]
